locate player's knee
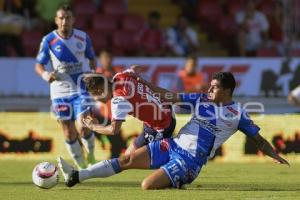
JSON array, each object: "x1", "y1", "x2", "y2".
[{"x1": 141, "y1": 179, "x2": 152, "y2": 190}]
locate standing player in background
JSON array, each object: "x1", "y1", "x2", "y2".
[
  {"x1": 176, "y1": 55, "x2": 207, "y2": 93},
  {"x1": 35, "y1": 4, "x2": 97, "y2": 169},
  {"x1": 96, "y1": 50, "x2": 124, "y2": 80},
  {"x1": 80, "y1": 69, "x2": 176, "y2": 155},
  {"x1": 58, "y1": 71, "x2": 288, "y2": 189}
]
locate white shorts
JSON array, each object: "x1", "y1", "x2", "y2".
[{"x1": 291, "y1": 86, "x2": 300, "y2": 101}]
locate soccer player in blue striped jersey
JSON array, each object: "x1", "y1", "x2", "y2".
[
  {"x1": 35, "y1": 5, "x2": 97, "y2": 169},
  {"x1": 58, "y1": 71, "x2": 289, "y2": 189}
]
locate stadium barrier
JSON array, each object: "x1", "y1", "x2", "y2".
[
  {"x1": 0, "y1": 112, "x2": 299, "y2": 162},
  {"x1": 0, "y1": 57, "x2": 299, "y2": 97}
]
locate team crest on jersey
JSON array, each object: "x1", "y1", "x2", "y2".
[
  {"x1": 76, "y1": 42, "x2": 83, "y2": 49},
  {"x1": 225, "y1": 112, "x2": 235, "y2": 118}
]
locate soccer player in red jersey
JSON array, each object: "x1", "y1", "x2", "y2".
[{"x1": 82, "y1": 69, "x2": 176, "y2": 154}]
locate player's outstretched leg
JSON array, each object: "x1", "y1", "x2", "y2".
[{"x1": 58, "y1": 146, "x2": 151, "y2": 188}]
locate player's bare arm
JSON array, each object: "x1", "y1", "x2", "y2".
[
  {"x1": 82, "y1": 115, "x2": 122, "y2": 135},
  {"x1": 251, "y1": 133, "x2": 290, "y2": 166},
  {"x1": 35, "y1": 63, "x2": 56, "y2": 83},
  {"x1": 89, "y1": 58, "x2": 97, "y2": 72}
]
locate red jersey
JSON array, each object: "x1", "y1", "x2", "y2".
[{"x1": 111, "y1": 71, "x2": 172, "y2": 130}]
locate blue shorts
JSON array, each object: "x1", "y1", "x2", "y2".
[
  {"x1": 51, "y1": 93, "x2": 92, "y2": 121},
  {"x1": 147, "y1": 138, "x2": 207, "y2": 188}
]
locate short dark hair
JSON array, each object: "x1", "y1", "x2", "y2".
[
  {"x1": 99, "y1": 49, "x2": 112, "y2": 57},
  {"x1": 83, "y1": 76, "x2": 105, "y2": 92},
  {"x1": 186, "y1": 54, "x2": 197, "y2": 61},
  {"x1": 57, "y1": 4, "x2": 73, "y2": 13},
  {"x1": 212, "y1": 72, "x2": 236, "y2": 95}
]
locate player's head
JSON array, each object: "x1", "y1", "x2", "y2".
[
  {"x1": 246, "y1": 0, "x2": 256, "y2": 14},
  {"x1": 83, "y1": 75, "x2": 112, "y2": 102},
  {"x1": 148, "y1": 11, "x2": 161, "y2": 28},
  {"x1": 184, "y1": 55, "x2": 197, "y2": 75},
  {"x1": 99, "y1": 50, "x2": 113, "y2": 70},
  {"x1": 55, "y1": 4, "x2": 74, "y2": 34},
  {"x1": 177, "y1": 14, "x2": 189, "y2": 30},
  {"x1": 208, "y1": 72, "x2": 236, "y2": 104}
]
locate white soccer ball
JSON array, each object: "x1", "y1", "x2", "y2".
[{"x1": 32, "y1": 162, "x2": 59, "y2": 189}]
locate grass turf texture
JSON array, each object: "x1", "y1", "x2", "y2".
[{"x1": 0, "y1": 160, "x2": 299, "y2": 200}]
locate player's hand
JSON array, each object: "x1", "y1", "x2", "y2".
[
  {"x1": 82, "y1": 115, "x2": 96, "y2": 131},
  {"x1": 130, "y1": 65, "x2": 143, "y2": 75},
  {"x1": 42, "y1": 71, "x2": 57, "y2": 83},
  {"x1": 274, "y1": 155, "x2": 290, "y2": 166},
  {"x1": 48, "y1": 72, "x2": 57, "y2": 83}
]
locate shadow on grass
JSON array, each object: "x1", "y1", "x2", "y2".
[
  {"x1": 2, "y1": 181, "x2": 300, "y2": 192},
  {"x1": 191, "y1": 183, "x2": 300, "y2": 191}
]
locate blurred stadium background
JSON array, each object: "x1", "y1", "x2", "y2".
[{"x1": 0, "y1": 0, "x2": 300, "y2": 186}]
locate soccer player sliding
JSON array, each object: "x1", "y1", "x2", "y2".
[
  {"x1": 79, "y1": 69, "x2": 176, "y2": 155},
  {"x1": 58, "y1": 70, "x2": 289, "y2": 190}
]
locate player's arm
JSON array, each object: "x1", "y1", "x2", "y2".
[
  {"x1": 238, "y1": 112, "x2": 289, "y2": 166},
  {"x1": 82, "y1": 116, "x2": 122, "y2": 135},
  {"x1": 250, "y1": 133, "x2": 289, "y2": 166},
  {"x1": 35, "y1": 37, "x2": 56, "y2": 83},
  {"x1": 88, "y1": 58, "x2": 97, "y2": 72},
  {"x1": 85, "y1": 33, "x2": 97, "y2": 72},
  {"x1": 83, "y1": 96, "x2": 131, "y2": 135},
  {"x1": 129, "y1": 65, "x2": 181, "y2": 103}
]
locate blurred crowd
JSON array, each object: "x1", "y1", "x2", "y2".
[
  {"x1": 272, "y1": 131, "x2": 300, "y2": 154},
  {"x1": 1, "y1": 0, "x2": 300, "y2": 57}
]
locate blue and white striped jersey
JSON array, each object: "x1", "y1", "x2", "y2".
[
  {"x1": 36, "y1": 29, "x2": 95, "y2": 99},
  {"x1": 174, "y1": 93, "x2": 260, "y2": 159}
]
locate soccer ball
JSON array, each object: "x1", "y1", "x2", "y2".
[{"x1": 32, "y1": 162, "x2": 59, "y2": 189}]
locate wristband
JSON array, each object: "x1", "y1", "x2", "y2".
[{"x1": 41, "y1": 71, "x2": 51, "y2": 82}]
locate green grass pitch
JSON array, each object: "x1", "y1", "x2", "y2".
[{"x1": 0, "y1": 160, "x2": 299, "y2": 200}]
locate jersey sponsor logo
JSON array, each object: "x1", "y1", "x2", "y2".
[
  {"x1": 191, "y1": 117, "x2": 221, "y2": 134},
  {"x1": 54, "y1": 45, "x2": 61, "y2": 52},
  {"x1": 57, "y1": 62, "x2": 83, "y2": 74},
  {"x1": 53, "y1": 104, "x2": 69, "y2": 112}
]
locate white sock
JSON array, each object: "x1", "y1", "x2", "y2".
[
  {"x1": 79, "y1": 158, "x2": 121, "y2": 182},
  {"x1": 65, "y1": 140, "x2": 86, "y2": 169},
  {"x1": 81, "y1": 132, "x2": 95, "y2": 155}
]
